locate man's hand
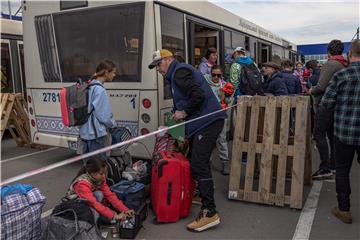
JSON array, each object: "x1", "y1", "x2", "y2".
[{"x1": 173, "y1": 110, "x2": 187, "y2": 121}]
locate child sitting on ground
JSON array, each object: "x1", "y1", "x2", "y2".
[{"x1": 65, "y1": 157, "x2": 134, "y2": 222}]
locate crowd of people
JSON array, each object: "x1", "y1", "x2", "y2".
[{"x1": 65, "y1": 39, "x2": 359, "y2": 233}]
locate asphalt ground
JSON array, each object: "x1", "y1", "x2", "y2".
[{"x1": 1, "y1": 137, "x2": 359, "y2": 239}]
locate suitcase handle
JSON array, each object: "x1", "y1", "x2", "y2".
[{"x1": 158, "y1": 160, "x2": 168, "y2": 178}]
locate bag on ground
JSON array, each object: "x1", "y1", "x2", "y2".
[
  {"x1": 45, "y1": 199, "x2": 100, "y2": 240},
  {"x1": 110, "y1": 180, "x2": 146, "y2": 211},
  {"x1": 1, "y1": 187, "x2": 46, "y2": 240},
  {"x1": 151, "y1": 151, "x2": 195, "y2": 223}
]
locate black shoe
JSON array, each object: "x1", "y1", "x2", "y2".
[{"x1": 312, "y1": 169, "x2": 333, "y2": 180}]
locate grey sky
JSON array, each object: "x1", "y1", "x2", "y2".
[{"x1": 210, "y1": 0, "x2": 359, "y2": 45}]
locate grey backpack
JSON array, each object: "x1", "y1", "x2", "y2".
[{"x1": 60, "y1": 80, "x2": 103, "y2": 127}]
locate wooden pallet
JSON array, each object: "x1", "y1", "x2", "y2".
[
  {"x1": 1, "y1": 93, "x2": 16, "y2": 138},
  {"x1": 228, "y1": 96, "x2": 312, "y2": 209},
  {"x1": 1, "y1": 93, "x2": 31, "y2": 146}
]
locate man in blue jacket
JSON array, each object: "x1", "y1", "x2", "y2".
[
  {"x1": 263, "y1": 62, "x2": 288, "y2": 96},
  {"x1": 149, "y1": 49, "x2": 227, "y2": 232},
  {"x1": 281, "y1": 59, "x2": 301, "y2": 94}
]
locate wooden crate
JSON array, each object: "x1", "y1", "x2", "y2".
[
  {"x1": 228, "y1": 96, "x2": 312, "y2": 209},
  {"x1": 1, "y1": 93, "x2": 31, "y2": 146}
]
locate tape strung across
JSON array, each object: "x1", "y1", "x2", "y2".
[{"x1": 1, "y1": 103, "x2": 239, "y2": 186}]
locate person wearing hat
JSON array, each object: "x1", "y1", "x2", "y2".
[
  {"x1": 229, "y1": 46, "x2": 252, "y2": 96},
  {"x1": 262, "y1": 61, "x2": 288, "y2": 96},
  {"x1": 149, "y1": 49, "x2": 227, "y2": 232}
]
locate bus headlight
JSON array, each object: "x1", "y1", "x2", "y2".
[{"x1": 141, "y1": 113, "x2": 151, "y2": 123}]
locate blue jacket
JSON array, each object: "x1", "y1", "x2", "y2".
[
  {"x1": 264, "y1": 71, "x2": 288, "y2": 96},
  {"x1": 281, "y1": 70, "x2": 301, "y2": 94},
  {"x1": 166, "y1": 60, "x2": 227, "y2": 137},
  {"x1": 79, "y1": 80, "x2": 116, "y2": 140}
]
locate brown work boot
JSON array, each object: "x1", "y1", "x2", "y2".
[
  {"x1": 331, "y1": 207, "x2": 352, "y2": 224},
  {"x1": 186, "y1": 209, "x2": 220, "y2": 232}
]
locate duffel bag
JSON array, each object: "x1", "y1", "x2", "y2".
[{"x1": 110, "y1": 180, "x2": 146, "y2": 211}]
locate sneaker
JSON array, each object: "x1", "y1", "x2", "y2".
[
  {"x1": 331, "y1": 207, "x2": 352, "y2": 224},
  {"x1": 312, "y1": 169, "x2": 333, "y2": 180},
  {"x1": 221, "y1": 162, "x2": 230, "y2": 175},
  {"x1": 187, "y1": 209, "x2": 220, "y2": 232}
]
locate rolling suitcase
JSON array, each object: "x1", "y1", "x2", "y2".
[{"x1": 151, "y1": 151, "x2": 195, "y2": 223}]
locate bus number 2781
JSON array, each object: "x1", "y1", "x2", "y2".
[{"x1": 43, "y1": 92, "x2": 60, "y2": 103}]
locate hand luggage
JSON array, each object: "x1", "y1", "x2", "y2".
[
  {"x1": 111, "y1": 180, "x2": 146, "y2": 211},
  {"x1": 151, "y1": 151, "x2": 194, "y2": 223}
]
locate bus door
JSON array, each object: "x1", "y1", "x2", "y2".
[
  {"x1": 187, "y1": 18, "x2": 222, "y2": 68},
  {"x1": 257, "y1": 42, "x2": 270, "y2": 64}
]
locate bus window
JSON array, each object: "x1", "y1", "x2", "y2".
[
  {"x1": 1, "y1": 42, "x2": 13, "y2": 93},
  {"x1": 272, "y1": 44, "x2": 284, "y2": 64},
  {"x1": 160, "y1": 6, "x2": 185, "y2": 100},
  {"x1": 231, "y1": 32, "x2": 245, "y2": 49},
  {"x1": 53, "y1": 2, "x2": 145, "y2": 83},
  {"x1": 224, "y1": 30, "x2": 232, "y2": 54}
]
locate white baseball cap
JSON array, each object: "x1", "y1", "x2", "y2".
[
  {"x1": 148, "y1": 49, "x2": 173, "y2": 69},
  {"x1": 233, "y1": 46, "x2": 246, "y2": 53}
]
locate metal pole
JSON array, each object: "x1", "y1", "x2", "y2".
[{"x1": 7, "y1": 0, "x2": 12, "y2": 19}]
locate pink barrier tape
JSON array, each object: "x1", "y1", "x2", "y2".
[{"x1": 1, "y1": 103, "x2": 238, "y2": 186}]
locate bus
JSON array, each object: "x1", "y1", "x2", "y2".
[
  {"x1": 23, "y1": 0, "x2": 298, "y2": 158},
  {"x1": 1, "y1": 17, "x2": 26, "y2": 98}
]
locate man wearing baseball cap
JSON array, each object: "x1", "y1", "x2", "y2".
[{"x1": 149, "y1": 49, "x2": 227, "y2": 232}]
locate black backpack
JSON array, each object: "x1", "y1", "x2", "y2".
[{"x1": 239, "y1": 63, "x2": 264, "y2": 96}]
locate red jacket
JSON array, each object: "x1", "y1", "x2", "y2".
[{"x1": 73, "y1": 178, "x2": 129, "y2": 220}]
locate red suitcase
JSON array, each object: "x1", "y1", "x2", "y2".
[{"x1": 151, "y1": 151, "x2": 195, "y2": 223}]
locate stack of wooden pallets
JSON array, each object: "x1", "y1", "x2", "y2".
[
  {"x1": 1, "y1": 93, "x2": 31, "y2": 146},
  {"x1": 228, "y1": 96, "x2": 312, "y2": 209}
]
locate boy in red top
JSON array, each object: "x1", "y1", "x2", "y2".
[{"x1": 66, "y1": 157, "x2": 134, "y2": 222}]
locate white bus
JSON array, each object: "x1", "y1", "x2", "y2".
[
  {"x1": 1, "y1": 17, "x2": 26, "y2": 97},
  {"x1": 23, "y1": 0, "x2": 297, "y2": 158}
]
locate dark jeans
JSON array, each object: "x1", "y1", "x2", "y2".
[
  {"x1": 82, "y1": 135, "x2": 107, "y2": 162},
  {"x1": 189, "y1": 119, "x2": 224, "y2": 211},
  {"x1": 334, "y1": 137, "x2": 360, "y2": 211},
  {"x1": 313, "y1": 110, "x2": 335, "y2": 171}
]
